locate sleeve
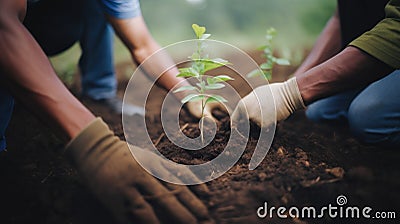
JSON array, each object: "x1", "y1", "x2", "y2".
[
  {"x1": 349, "y1": 0, "x2": 400, "y2": 68},
  {"x1": 99, "y1": 0, "x2": 142, "y2": 19}
]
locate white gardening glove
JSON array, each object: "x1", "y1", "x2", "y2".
[
  {"x1": 185, "y1": 100, "x2": 227, "y2": 121},
  {"x1": 232, "y1": 77, "x2": 305, "y2": 128}
]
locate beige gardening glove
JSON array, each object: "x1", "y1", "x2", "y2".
[
  {"x1": 232, "y1": 77, "x2": 305, "y2": 128},
  {"x1": 185, "y1": 100, "x2": 227, "y2": 121},
  {"x1": 65, "y1": 118, "x2": 213, "y2": 224}
]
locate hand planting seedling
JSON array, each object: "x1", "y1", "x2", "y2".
[
  {"x1": 247, "y1": 27, "x2": 290, "y2": 80},
  {"x1": 174, "y1": 24, "x2": 234, "y2": 143}
]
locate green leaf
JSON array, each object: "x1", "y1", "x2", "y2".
[
  {"x1": 177, "y1": 72, "x2": 196, "y2": 78},
  {"x1": 181, "y1": 94, "x2": 205, "y2": 104},
  {"x1": 263, "y1": 48, "x2": 272, "y2": 55},
  {"x1": 257, "y1": 45, "x2": 268, "y2": 51},
  {"x1": 192, "y1": 24, "x2": 206, "y2": 39},
  {"x1": 247, "y1": 69, "x2": 263, "y2": 78},
  {"x1": 192, "y1": 62, "x2": 205, "y2": 75},
  {"x1": 206, "y1": 77, "x2": 215, "y2": 85},
  {"x1": 260, "y1": 63, "x2": 272, "y2": 70},
  {"x1": 204, "y1": 83, "x2": 225, "y2": 90},
  {"x1": 266, "y1": 27, "x2": 277, "y2": 37},
  {"x1": 202, "y1": 60, "x2": 225, "y2": 72},
  {"x1": 213, "y1": 75, "x2": 234, "y2": 82},
  {"x1": 197, "y1": 58, "x2": 230, "y2": 73},
  {"x1": 262, "y1": 71, "x2": 272, "y2": 80},
  {"x1": 196, "y1": 82, "x2": 205, "y2": 89},
  {"x1": 177, "y1": 67, "x2": 198, "y2": 77},
  {"x1": 275, "y1": 58, "x2": 290, "y2": 66},
  {"x1": 206, "y1": 95, "x2": 227, "y2": 104},
  {"x1": 200, "y1": 80, "x2": 206, "y2": 88},
  {"x1": 173, "y1": 85, "x2": 198, "y2": 93}
]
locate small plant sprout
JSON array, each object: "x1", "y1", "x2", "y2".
[
  {"x1": 173, "y1": 24, "x2": 234, "y2": 143},
  {"x1": 247, "y1": 27, "x2": 290, "y2": 80}
]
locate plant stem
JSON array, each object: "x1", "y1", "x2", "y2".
[
  {"x1": 199, "y1": 97, "x2": 207, "y2": 144},
  {"x1": 196, "y1": 36, "x2": 206, "y2": 144}
]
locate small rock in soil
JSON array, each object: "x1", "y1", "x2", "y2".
[
  {"x1": 257, "y1": 172, "x2": 268, "y2": 181},
  {"x1": 294, "y1": 147, "x2": 308, "y2": 160},
  {"x1": 325, "y1": 167, "x2": 345, "y2": 179},
  {"x1": 277, "y1": 146, "x2": 286, "y2": 157},
  {"x1": 302, "y1": 160, "x2": 310, "y2": 167}
]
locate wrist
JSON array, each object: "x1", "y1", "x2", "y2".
[
  {"x1": 64, "y1": 117, "x2": 114, "y2": 158},
  {"x1": 284, "y1": 77, "x2": 306, "y2": 110}
]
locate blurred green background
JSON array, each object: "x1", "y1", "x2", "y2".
[{"x1": 50, "y1": 0, "x2": 335, "y2": 84}]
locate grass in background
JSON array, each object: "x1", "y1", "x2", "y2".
[
  {"x1": 142, "y1": 0, "x2": 335, "y2": 52},
  {"x1": 50, "y1": 0, "x2": 335, "y2": 82}
]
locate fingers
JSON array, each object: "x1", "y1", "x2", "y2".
[
  {"x1": 186, "y1": 100, "x2": 228, "y2": 122},
  {"x1": 198, "y1": 103, "x2": 217, "y2": 122},
  {"x1": 134, "y1": 154, "x2": 213, "y2": 223},
  {"x1": 188, "y1": 183, "x2": 210, "y2": 197},
  {"x1": 159, "y1": 159, "x2": 205, "y2": 184},
  {"x1": 205, "y1": 101, "x2": 230, "y2": 113},
  {"x1": 155, "y1": 166, "x2": 213, "y2": 223},
  {"x1": 123, "y1": 147, "x2": 199, "y2": 223},
  {"x1": 122, "y1": 188, "x2": 161, "y2": 224},
  {"x1": 185, "y1": 101, "x2": 203, "y2": 119},
  {"x1": 202, "y1": 107, "x2": 215, "y2": 119},
  {"x1": 208, "y1": 101, "x2": 231, "y2": 114},
  {"x1": 137, "y1": 173, "x2": 198, "y2": 224},
  {"x1": 164, "y1": 183, "x2": 214, "y2": 223},
  {"x1": 159, "y1": 159, "x2": 211, "y2": 197}
]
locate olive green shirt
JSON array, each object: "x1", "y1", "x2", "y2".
[{"x1": 350, "y1": 0, "x2": 400, "y2": 68}]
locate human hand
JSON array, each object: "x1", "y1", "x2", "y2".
[
  {"x1": 65, "y1": 118, "x2": 213, "y2": 224},
  {"x1": 185, "y1": 100, "x2": 227, "y2": 122},
  {"x1": 232, "y1": 77, "x2": 305, "y2": 128}
]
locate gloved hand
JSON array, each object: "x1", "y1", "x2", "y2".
[
  {"x1": 232, "y1": 77, "x2": 305, "y2": 128},
  {"x1": 185, "y1": 100, "x2": 226, "y2": 121},
  {"x1": 65, "y1": 118, "x2": 213, "y2": 224}
]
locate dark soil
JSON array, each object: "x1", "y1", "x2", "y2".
[{"x1": 0, "y1": 58, "x2": 399, "y2": 224}]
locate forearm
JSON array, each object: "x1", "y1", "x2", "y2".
[
  {"x1": 293, "y1": 9, "x2": 342, "y2": 76},
  {"x1": 0, "y1": 16, "x2": 94, "y2": 141},
  {"x1": 107, "y1": 16, "x2": 190, "y2": 100},
  {"x1": 297, "y1": 46, "x2": 393, "y2": 105},
  {"x1": 131, "y1": 39, "x2": 191, "y2": 100}
]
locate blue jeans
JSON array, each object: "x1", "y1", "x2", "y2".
[
  {"x1": 0, "y1": 0, "x2": 117, "y2": 151},
  {"x1": 306, "y1": 70, "x2": 400, "y2": 148},
  {"x1": 0, "y1": 89, "x2": 14, "y2": 151},
  {"x1": 24, "y1": 0, "x2": 117, "y2": 100}
]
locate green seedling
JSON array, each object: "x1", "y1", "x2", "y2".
[
  {"x1": 174, "y1": 24, "x2": 234, "y2": 143},
  {"x1": 247, "y1": 27, "x2": 290, "y2": 80}
]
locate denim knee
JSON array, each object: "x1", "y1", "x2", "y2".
[
  {"x1": 348, "y1": 97, "x2": 399, "y2": 147},
  {"x1": 305, "y1": 102, "x2": 326, "y2": 122},
  {"x1": 305, "y1": 90, "x2": 360, "y2": 123},
  {"x1": 305, "y1": 100, "x2": 348, "y2": 123}
]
